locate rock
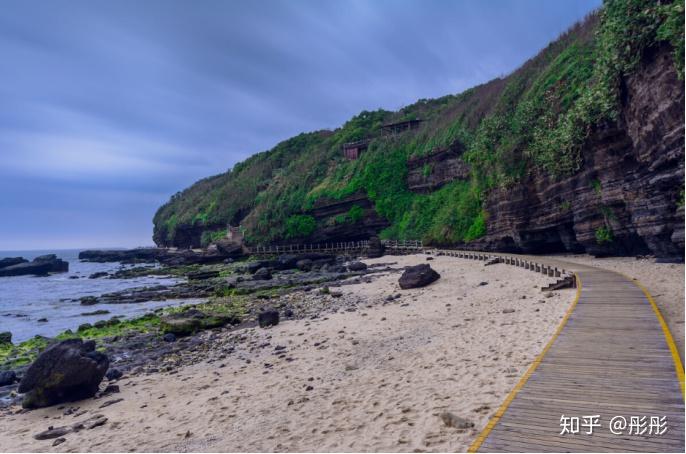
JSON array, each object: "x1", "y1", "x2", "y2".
[
  {"x1": 296, "y1": 259, "x2": 313, "y2": 271},
  {"x1": 19, "y1": 339, "x2": 109, "y2": 409},
  {"x1": 398, "y1": 264, "x2": 440, "y2": 289},
  {"x1": 407, "y1": 145, "x2": 470, "y2": 192},
  {"x1": 76, "y1": 414, "x2": 107, "y2": 430},
  {"x1": 99, "y1": 398, "x2": 123, "y2": 408},
  {"x1": 253, "y1": 267, "x2": 272, "y2": 280},
  {"x1": 105, "y1": 368, "x2": 123, "y2": 381},
  {"x1": 163, "y1": 333, "x2": 177, "y2": 342},
  {"x1": 244, "y1": 261, "x2": 269, "y2": 274},
  {"x1": 258, "y1": 309, "x2": 279, "y2": 328},
  {"x1": 88, "y1": 272, "x2": 108, "y2": 279},
  {"x1": 478, "y1": 281, "x2": 489, "y2": 286},
  {"x1": 0, "y1": 257, "x2": 27, "y2": 269},
  {"x1": 93, "y1": 320, "x2": 107, "y2": 329},
  {"x1": 0, "y1": 255, "x2": 68, "y2": 277},
  {"x1": 78, "y1": 248, "x2": 165, "y2": 264},
  {"x1": 187, "y1": 270, "x2": 220, "y2": 280},
  {"x1": 78, "y1": 323, "x2": 93, "y2": 332},
  {"x1": 160, "y1": 309, "x2": 238, "y2": 336},
  {"x1": 37, "y1": 318, "x2": 48, "y2": 322},
  {"x1": 347, "y1": 261, "x2": 368, "y2": 271},
  {"x1": 440, "y1": 412, "x2": 474, "y2": 429},
  {"x1": 366, "y1": 236, "x2": 385, "y2": 258},
  {"x1": 502, "y1": 309, "x2": 516, "y2": 314},
  {"x1": 275, "y1": 254, "x2": 299, "y2": 270},
  {"x1": 0, "y1": 331, "x2": 11, "y2": 345},
  {"x1": 34, "y1": 426, "x2": 71, "y2": 440},
  {"x1": 0, "y1": 370, "x2": 17, "y2": 386},
  {"x1": 80, "y1": 310, "x2": 110, "y2": 316},
  {"x1": 426, "y1": 256, "x2": 434, "y2": 261},
  {"x1": 101, "y1": 384, "x2": 120, "y2": 395},
  {"x1": 79, "y1": 296, "x2": 98, "y2": 306}
]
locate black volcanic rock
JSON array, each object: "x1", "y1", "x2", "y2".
[
  {"x1": 19, "y1": 339, "x2": 109, "y2": 408},
  {"x1": 398, "y1": 264, "x2": 440, "y2": 289},
  {"x1": 0, "y1": 370, "x2": 16, "y2": 386},
  {"x1": 0, "y1": 257, "x2": 27, "y2": 269},
  {"x1": 258, "y1": 309, "x2": 279, "y2": 328},
  {"x1": 0, "y1": 255, "x2": 68, "y2": 277}
]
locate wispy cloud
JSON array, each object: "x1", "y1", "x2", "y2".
[{"x1": 0, "y1": 0, "x2": 601, "y2": 250}]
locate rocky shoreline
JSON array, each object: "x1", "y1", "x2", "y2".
[{"x1": 0, "y1": 248, "x2": 403, "y2": 410}]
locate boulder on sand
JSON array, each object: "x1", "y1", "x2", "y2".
[
  {"x1": 160, "y1": 309, "x2": 239, "y2": 336},
  {"x1": 398, "y1": 264, "x2": 440, "y2": 289},
  {"x1": 258, "y1": 309, "x2": 279, "y2": 328},
  {"x1": 347, "y1": 261, "x2": 368, "y2": 272},
  {"x1": 253, "y1": 267, "x2": 272, "y2": 280},
  {"x1": 18, "y1": 339, "x2": 109, "y2": 409}
]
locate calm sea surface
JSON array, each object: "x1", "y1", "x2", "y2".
[{"x1": 0, "y1": 249, "x2": 197, "y2": 343}]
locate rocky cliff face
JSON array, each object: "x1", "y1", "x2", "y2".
[
  {"x1": 406, "y1": 143, "x2": 469, "y2": 193},
  {"x1": 478, "y1": 45, "x2": 684, "y2": 258},
  {"x1": 305, "y1": 192, "x2": 390, "y2": 243}
]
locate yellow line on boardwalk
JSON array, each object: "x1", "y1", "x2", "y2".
[
  {"x1": 467, "y1": 273, "x2": 583, "y2": 453},
  {"x1": 626, "y1": 274, "x2": 685, "y2": 400}
]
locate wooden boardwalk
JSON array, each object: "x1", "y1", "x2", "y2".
[{"x1": 455, "y1": 256, "x2": 686, "y2": 452}]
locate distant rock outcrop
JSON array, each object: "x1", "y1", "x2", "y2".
[{"x1": 0, "y1": 254, "x2": 68, "y2": 277}]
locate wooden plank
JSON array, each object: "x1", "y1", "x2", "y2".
[{"x1": 462, "y1": 258, "x2": 685, "y2": 453}]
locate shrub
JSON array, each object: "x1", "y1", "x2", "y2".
[
  {"x1": 285, "y1": 215, "x2": 317, "y2": 239},
  {"x1": 595, "y1": 225, "x2": 614, "y2": 244}
]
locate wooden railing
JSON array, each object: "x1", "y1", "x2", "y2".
[
  {"x1": 247, "y1": 239, "x2": 424, "y2": 256},
  {"x1": 381, "y1": 239, "x2": 423, "y2": 250},
  {"x1": 248, "y1": 240, "x2": 370, "y2": 255}
]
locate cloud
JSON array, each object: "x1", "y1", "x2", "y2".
[{"x1": 0, "y1": 0, "x2": 601, "y2": 249}]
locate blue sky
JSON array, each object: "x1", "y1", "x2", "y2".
[{"x1": 0, "y1": 0, "x2": 601, "y2": 250}]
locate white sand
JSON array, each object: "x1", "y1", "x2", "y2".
[
  {"x1": 0, "y1": 254, "x2": 575, "y2": 452},
  {"x1": 560, "y1": 254, "x2": 684, "y2": 363}
]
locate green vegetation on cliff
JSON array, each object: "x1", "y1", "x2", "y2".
[{"x1": 153, "y1": 0, "x2": 684, "y2": 248}]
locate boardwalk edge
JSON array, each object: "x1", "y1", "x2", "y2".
[
  {"x1": 625, "y1": 274, "x2": 685, "y2": 400},
  {"x1": 467, "y1": 272, "x2": 583, "y2": 453}
]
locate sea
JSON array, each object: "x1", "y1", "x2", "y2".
[{"x1": 0, "y1": 249, "x2": 200, "y2": 344}]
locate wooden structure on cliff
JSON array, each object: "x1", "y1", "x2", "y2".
[
  {"x1": 381, "y1": 118, "x2": 423, "y2": 134},
  {"x1": 341, "y1": 139, "x2": 370, "y2": 160}
]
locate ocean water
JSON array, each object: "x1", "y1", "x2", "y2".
[{"x1": 0, "y1": 249, "x2": 198, "y2": 343}]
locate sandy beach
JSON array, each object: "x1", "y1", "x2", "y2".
[{"x1": 0, "y1": 254, "x2": 577, "y2": 452}]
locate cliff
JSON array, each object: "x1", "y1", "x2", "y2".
[
  {"x1": 480, "y1": 44, "x2": 684, "y2": 257},
  {"x1": 153, "y1": 0, "x2": 684, "y2": 258}
]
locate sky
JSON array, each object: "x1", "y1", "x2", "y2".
[{"x1": 0, "y1": 0, "x2": 601, "y2": 250}]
